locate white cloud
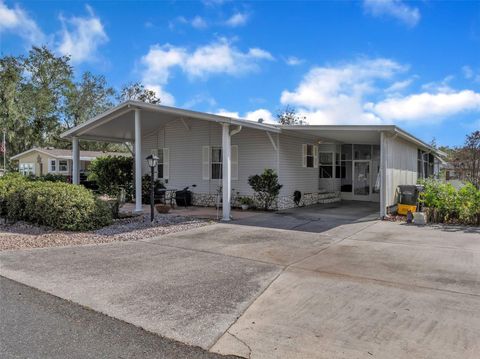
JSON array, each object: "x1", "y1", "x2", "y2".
[
  {"x1": 183, "y1": 94, "x2": 217, "y2": 108},
  {"x1": 285, "y1": 56, "x2": 305, "y2": 66},
  {"x1": 245, "y1": 108, "x2": 275, "y2": 123},
  {"x1": 280, "y1": 58, "x2": 406, "y2": 124},
  {"x1": 385, "y1": 78, "x2": 413, "y2": 93},
  {"x1": 224, "y1": 12, "x2": 249, "y2": 27},
  {"x1": 184, "y1": 40, "x2": 273, "y2": 78},
  {"x1": 421, "y1": 75, "x2": 455, "y2": 94},
  {"x1": 191, "y1": 16, "x2": 208, "y2": 29},
  {"x1": 215, "y1": 108, "x2": 276, "y2": 124},
  {"x1": 216, "y1": 109, "x2": 240, "y2": 118},
  {"x1": 143, "y1": 84, "x2": 175, "y2": 106},
  {"x1": 281, "y1": 57, "x2": 480, "y2": 125},
  {"x1": 170, "y1": 15, "x2": 208, "y2": 30},
  {"x1": 0, "y1": 0, "x2": 45, "y2": 44},
  {"x1": 462, "y1": 65, "x2": 480, "y2": 82},
  {"x1": 363, "y1": 0, "x2": 420, "y2": 27},
  {"x1": 365, "y1": 90, "x2": 480, "y2": 122},
  {"x1": 57, "y1": 5, "x2": 108, "y2": 63},
  {"x1": 140, "y1": 39, "x2": 273, "y2": 105}
]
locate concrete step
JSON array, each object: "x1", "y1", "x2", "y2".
[
  {"x1": 318, "y1": 192, "x2": 340, "y2": 200},
  {"x1": 318, "y1": 197, "x2": 341, "y2": 204}
]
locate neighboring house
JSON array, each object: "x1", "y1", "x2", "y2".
[
  {"x1": 11, "y1": 148, "x2": 129, "y2": 179},
  {"x1": 60, "y1": 101, "x2": 445, "y2": 219}
]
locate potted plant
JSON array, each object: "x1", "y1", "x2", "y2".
[
  {"x1": 155, "y1": 204, "x2": 171, "y2": 214},
  {"x1": 239, "y1": 196, "x2": 253, "y2": 210}
]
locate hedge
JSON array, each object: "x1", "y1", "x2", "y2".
[{"x1": 0, "y1": 173, "x2": 112, "y2": 231}]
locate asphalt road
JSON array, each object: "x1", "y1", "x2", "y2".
[{"x1": 0, "y1": 276, "x2": 238, "y2": 359}]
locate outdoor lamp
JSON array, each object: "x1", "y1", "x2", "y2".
[
  {"x1": 146, "y1": 154, "x2": 159, "y2": 168},
  {"x1": 145, "y1": 154, "x2": 159, "y2": 222}
]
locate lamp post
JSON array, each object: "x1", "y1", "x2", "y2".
[{"x1": 146, "y1": 154, "x2": 159, "y2": 222}]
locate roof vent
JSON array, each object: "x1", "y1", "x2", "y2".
[{"x1": 257, "y1": 118, "x2": 264, "y2": 124}]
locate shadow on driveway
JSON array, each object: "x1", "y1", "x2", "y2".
[{"x1": 232, "y1": 200, "x2": 379, "y2": 234}]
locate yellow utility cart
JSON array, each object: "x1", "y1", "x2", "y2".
[{"x1": 395, "y1": 185, "x2": 423, "y2": 216}]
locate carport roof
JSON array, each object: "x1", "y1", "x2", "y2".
[
  {"x1": 60, "y1": 101, "x2": 445, "y2": 158},
  {"x1": 60, "y1": 101, "x2": 280, "y2": 142}
]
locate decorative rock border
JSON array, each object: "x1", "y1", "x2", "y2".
[{"x1": 188, "y1": 191, "x2": 341, "y2": 210}]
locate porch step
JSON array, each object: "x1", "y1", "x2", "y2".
[
  {"x1": 318, "y1": 192, "x2": 340, "y2": 200},
  {"x1": 318, "y1": 196, "x2": 341, "y2": 204}
]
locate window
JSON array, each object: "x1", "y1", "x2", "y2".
[
  {"x1": 202, "y1": 145, "x2": 237, "y2": 181},
  {"x1": 417, "y1": 150, "x2": 434, "y2": 179},
  {"x1": 49, "y1": 159, "x2": 56, "y2": 172},
  {"x1": 19, "y1": 163, "x2": 34, "y2": 176},
  {"x1": 354, "y1": 144, "x2": 372, "y2": 160},
  {"x1": 59, "y1": 160, "x2": 68, "y2": 172},
  {"x1": 319, "y1": 152, "x2": 333, "y2": 178},
  {"x1": 302, "y1": 144, "x2": 317, "y2": 168},
  {"x1": 211, "y1": 147, "x2": 222, "y2": 180},
  {"x1": 157, "y1": 149, "x2": 164, "y2": 179}
]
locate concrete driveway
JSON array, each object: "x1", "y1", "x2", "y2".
[{"x1": 1, "y1": 201, "x2": 479, "y2": 358}]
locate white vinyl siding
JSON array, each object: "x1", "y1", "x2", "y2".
[
  {"x1": 141, "y1": 119, "x2": 276, "y2": 195},
  {"x1": 279, "y1": 134, "x2": 319, "y2": 196},
  {"x1": 384, "y1": 134, "x2": 418, "y2": 207}
]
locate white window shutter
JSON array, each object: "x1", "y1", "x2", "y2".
[
  {"x1": 202, "y1": 146, "x2": 210, "y2": 180},
  {"x1": 302, "y1": 144, "x2": 307, "y2": 168},
  {"x1": 48, "y1": 159, "x2": 52, "y2": 172},
  {"x1": 231, "y1": 145, "x2": 238, "y2": 180},
  {"x1": 313, "y1": 145, "x2": 319, "y2": 168},
  {"x1": 163, "y1": 148, "x2": 169, "y2": 180},
  {"x1": 150, "y1": 149, "x2": 159, "y2": 179}
]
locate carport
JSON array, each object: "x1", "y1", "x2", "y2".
[
  {"x1": 60, "y1": 101, "x2": 279, "y2": 221},
  {"x1": 281, "y1": 125, "x2": 445, "y2": 216}
]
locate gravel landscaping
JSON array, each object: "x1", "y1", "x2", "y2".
[{"x1": 0, "y1": 214, "x2": 212, "y2": 251}]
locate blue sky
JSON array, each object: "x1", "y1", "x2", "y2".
[{"x1": 1, "y1": 0, "x2": 479, "y2": 147}]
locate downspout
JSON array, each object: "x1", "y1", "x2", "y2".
[{"x1": 230, "y1": 125, "x2": 242, "y2": 136}]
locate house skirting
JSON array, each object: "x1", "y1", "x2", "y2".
[{"x1": 185, "y1": 192, "x2": 340, "y2": 210}]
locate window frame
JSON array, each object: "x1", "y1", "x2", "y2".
[
  {"x1": 49, "y1": 159, "x2": 57, "y2": 173},
  {"x1": 157, "y1": 149, "x2": 164, "y2": 180},
  {"x1": 58, "y1": 159, "x2": 68, "y2": 173},
  {"x1": 211, "y1": 147, "x2": 222, "y2": 180},
  {"x1": 19, "y1": 163, "x2": 34, "y2": 176}
]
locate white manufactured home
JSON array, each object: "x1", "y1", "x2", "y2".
[{"x1": 61, "y1": 101, "x2": 444, "y2": 220}]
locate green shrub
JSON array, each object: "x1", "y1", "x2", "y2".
[
  {"x1": 0, "y1": 175, "x2": 112, "y2": 230},
  {"x1": 0, "y1": 173, "x2": 29, "y2": 219},
  {"x1": 88, "y1": 155, "x2": 133, "y2": 199},
  {"x1": 419, "y1": 178, "x2": 480, "y2": 225},
  {"x1": 33, "y1": 173, "x2": 68, "y2": 182},
  {"x1": 248, "y1": 169, "x2": 283, "y2": 211},
  {"x1": 457, "y1": 183, "x2": 480, "y2": 225}
]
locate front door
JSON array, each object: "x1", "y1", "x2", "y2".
[{"x1": 353, "y1": 160, "x2": 370, "y2": 199}]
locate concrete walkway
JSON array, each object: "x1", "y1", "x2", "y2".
[{"x1": 1, "y1": 202, "x2": 479, "y2": 358}]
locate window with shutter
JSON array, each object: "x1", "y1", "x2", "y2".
[
  {"x1": 303, "y1": 144, "x2": 315, "y2": 168},
  {"x1": 202, "y1": 146, "x2": 210, "y2": 180},
  {"x1": 231, "y1": 145, "x2": 238, "y2": 180}
]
